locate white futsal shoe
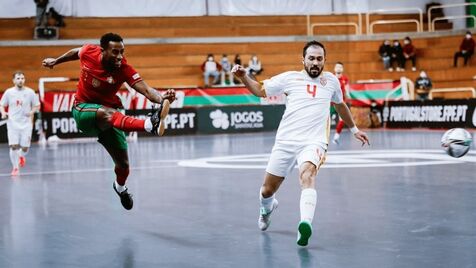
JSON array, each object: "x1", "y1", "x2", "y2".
[{"x1": 258, "y1": 199, "x2": 278, "y2": 231}]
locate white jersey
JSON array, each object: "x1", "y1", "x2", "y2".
[
  {"x1": 0, "y1": 86, "x2": 40, "y2": 130},
  {"x1": 262, "y1": 70, "x2": 343, "y2": 147}
]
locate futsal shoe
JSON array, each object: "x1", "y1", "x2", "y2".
[
  {"x1": 11, "y1": 168, "x2": 19, "y2": 176},
  {"x1": 297, "y1": 220, "x2": 313, "y2": 246},
  {"x1": 19, "y1": 156, "x2": 26, "y2": 167},
  {"x1": 150, "y1": 99, "x2": 170, "y2": 136},
  {"x1": 258, "y1": 199, "x2": 278, "y2": 231},
  {"x1": 113, "y1": 183, "x2": 133, "y2": 210}
]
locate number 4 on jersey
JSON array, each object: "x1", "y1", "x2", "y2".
[{"x1": 306, "y1": 84, "x2": 317, "y2": 98}]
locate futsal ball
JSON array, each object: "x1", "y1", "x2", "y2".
[{"x1": 441, "y1": 128, "x2": 473, "y2": 158}]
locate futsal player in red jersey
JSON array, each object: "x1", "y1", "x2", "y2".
[
  {"x1": 332, "y1": 62, "x2": 350, "y2": 144},
  {"x1": 42, "y1": 33, "x2": 176, "y2": 210}
]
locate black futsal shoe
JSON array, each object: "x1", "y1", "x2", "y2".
[
  {"x1": 150, "y1": 99, "x2": 170, "y2": 136},
  {"x1": 113, "y1": 183, "x2": 133, "y2": 210}
]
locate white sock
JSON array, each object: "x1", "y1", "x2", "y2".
[
  {"x1": 114, "y1": 180, "x2": 126, "y2": 193},
  {"x1": 144, "y1": 118, "x2": 153, "y2": 132},
  {"x1": 300, "y1": 188, "x2": 317, "y2": 223},
  {"x1": 9, "y1": 148, "x2": 19, "y2": 169},
  {"x1": 259, "y1": 188, "x2": 275, "y2": 212},
  {"x1": 333, "y1": 133, "x2": 340, "y2": 140},
  {"x1": 19, "y1": 149, "x2": 28, "y2": 157}
]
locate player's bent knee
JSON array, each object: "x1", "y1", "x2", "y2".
[
  {"x1": 96, "y1": 107, "x2": 115, "y2": 129},
  {"x1": 10, "y1": 145, "x2": 20, "y2": 150}
]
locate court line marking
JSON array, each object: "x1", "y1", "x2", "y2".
[
  {"x1": 0, "y1": 165, "x2": 178, "y2": 178},
  {"x1": 177, "y1": 149, "x2": 476, "y2": 169}
]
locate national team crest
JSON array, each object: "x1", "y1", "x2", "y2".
[
  {"x1": 92, "y1": 78, "x2": 100, "y2": 88},
  {"x1": 319, "y1": 77, "x2": 327, "y2": 86}
]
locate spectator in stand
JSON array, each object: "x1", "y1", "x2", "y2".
[
  {"x1": 391, "y1": 40, "x2": 405, "y2": 72},
  {"x1": 379, "y1": 40, "x2": 393, "y2": 71},
  {"x1": 414, "y1": 70, "x2": 432, "y2": 100},
  {"x1": 34, "y1": 0, "x2": 49, "y2": 26},
  {"x1": 247, "y1": 54, "x2": 263, "y2": 79},
  {"x1": 402, "y1": 36, "x2": 417, "y2": 71},
  {"x1": 220, "y1": 54, "x2": 234, "y2": 86},
  {"x1": 233, "y1": 54, "x2": 242, "y2": 84},
  {"x1": 234, "y1": 54, "x2": 242, "y2": 67},
  {"x1": 201, "y1": 54, "x2": 221, "y2": 87},
  {"x1": 454, "y1": 31, "x2": 475, "y2": 67}
]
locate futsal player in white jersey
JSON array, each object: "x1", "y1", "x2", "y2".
[
  {"x1": 0, "y1": 71, "x2": 40, "y2": 176},
  {"x1": 232, "y1": 41, "x2": 369, "y2": 246}
]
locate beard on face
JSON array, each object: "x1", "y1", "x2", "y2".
[
  {"x1": 103, "y1": 58, "x2": 120, "y2": 72},
  {"x1": 306, "y1": 65, "x2": 322, "y2": 78}
]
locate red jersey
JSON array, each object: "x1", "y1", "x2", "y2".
[
  {"x1": 337, "y1": 74, "x2": 349, "y2": 101},
  {"x1": 75, "y1": 44, "x2": 142, "y2": 108}
]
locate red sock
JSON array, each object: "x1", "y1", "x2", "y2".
[
  {"x1": 114, "y1": 166, "x2": 129, "y2": 186},
  {"x1": 336, "y1": 120, "x2": 345, "y2": 134},
  {"x1": 110, "y1": 111, "x2": 145, "y2": 132}
]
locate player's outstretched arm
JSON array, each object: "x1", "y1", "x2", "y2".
[
  {"x1": 132, "y1": 80, "x2": 176, "y2": 104},
  {"x1": 42, "y1": 47, "x2": 81, "y2": 69},
  {"x1": 0, "y1": 105, "x2": 7, "y2": 119},
  {"x1": 334, "y1": 102, "x2": 370, "y2": 146},
  {"x1": 231, "y1": 65, "x2": 265, "y2": 97}
]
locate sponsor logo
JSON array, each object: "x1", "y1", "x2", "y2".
[
  {"x1": 210, "y1": 109, "x2": 264, "y2": 130},
  {"x1": 132, "y1": 73, "x2": 141, "y2": 80},
  {"x1": 388, "y1": 105, "x2": 468, "y2": 122},
  {"x1": 210, "y1": 109, "x2": 229, "y2": 129},
  {"x1": 164, "y1": 112, "x2": 196, "y2": 130},
  {"x1": 92, "y1": 78, "x2": 100, "y2": 88}
]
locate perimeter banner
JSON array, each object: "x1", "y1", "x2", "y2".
[
  {"x1": 197, "y1": 105, "x2": 285, "y2": 134},
  {"x1": 40, "y1": 87, "x2": 284, "y2": 112},
  {"x1": 383, "y1": 99, "x2": 476, "y2": 128}
]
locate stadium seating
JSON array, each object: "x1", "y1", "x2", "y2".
[{"x1": 0, "y1": 15, "x2": 472, "y2": 93}]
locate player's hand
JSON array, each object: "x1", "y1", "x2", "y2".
[
  {"x1": 42, "y1": 58, "x2": 57, "y2": 69},
  {"x1": 231, "y1": 65, "x2": 247, "y2": 78},
  {"x1": 162, "y1": 89, "x2": 176, "y2": 103},
  {"x1": 354, "y1": 131, "x2": 370, "y2": 146},
  {"x1": 0, "y1": 113, "x2": 7, "y2": 120}
]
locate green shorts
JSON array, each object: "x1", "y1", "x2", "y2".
[{"x1": 72, "y1": 103, "x2": 128, "y2": 150}]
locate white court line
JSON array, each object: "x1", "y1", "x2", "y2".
[{"x1": 0, "y1": 164, "x2": 178, "y2": 178}]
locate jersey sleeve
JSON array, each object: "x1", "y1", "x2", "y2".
[
  {"x1": 262, "y1": 72, "x2": 289, "y2": 97},
  {"x1": 0, "y1": 91, "x2": 9, "y2": 107},
  {"x1": 123, "y1": 63, "x2": 143, "y2": 87},
  {"x1": 78, "y1": 44, "x2": 93, "y2": 61},
  {"x1": 330, "y1": 75, "x2": 344, "y2": 104},
  {"x1": 32, "y1": 92, "x2": 40, "y2": 107}
]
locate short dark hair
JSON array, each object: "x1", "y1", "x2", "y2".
[
  {"x1": 303, "y1": 40, "x2": 326, "y2": 57},
  {"x1": 12, "y1": 70, "x2": 24, "y2": 78},
  {"x1": 335, "y1": 61, "x2": 344, "y2": 66},
  {"x1": 100, "y1": 33, "x2": 123, "y2": 50}
]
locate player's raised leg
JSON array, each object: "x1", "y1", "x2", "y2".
[{"x1": 95, "y1": 100, "x2": 170, "y2": 136}]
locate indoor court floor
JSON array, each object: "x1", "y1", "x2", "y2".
[{"x1": 0, "y1": 129, "x2": 475, "y2": 268}]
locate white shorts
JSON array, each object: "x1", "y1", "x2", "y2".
[
  {"x1": 8, "y1": 127, "x2": 33, "y2": 147},
  {"x1": 265, "y1": 142, "x2": 327, "y2": 178}
]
